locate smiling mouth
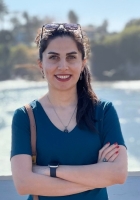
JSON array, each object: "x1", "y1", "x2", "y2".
[{"x1": 55, "y1": 75, "x2": 72, "y2": 81}]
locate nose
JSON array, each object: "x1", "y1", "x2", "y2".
[{"x1": 58, "y1": 59, "x2": 68, "y2": 70}]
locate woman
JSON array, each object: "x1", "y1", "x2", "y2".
[{"x1": 11, "y1": 23, "x2": 127, "y2": 200}]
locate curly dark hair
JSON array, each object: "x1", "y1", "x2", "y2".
[{"x1": 35, "y1": 24, "x2": 99, "y2": 131}]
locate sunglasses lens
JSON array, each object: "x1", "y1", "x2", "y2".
[
  {"x1": 64, "y1": 23, "x2": 78, "y2": 30},
  {"x1": 44, "y1": 24, "x2": 59, "y2": 30}
]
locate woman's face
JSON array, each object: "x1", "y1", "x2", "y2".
[{"x1": 40, "y1": 36, "x2": 86, "y2": 92}]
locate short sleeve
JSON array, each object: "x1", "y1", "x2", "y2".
[
  {"x1": 102, "y1": 102, "x2": 126, "y2": 148},
  {"x1": 10, "y1": 107, "x2": 32, "y2": 159}
]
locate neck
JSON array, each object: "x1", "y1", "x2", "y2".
[{"x1": 46, "y1": 88, "x2": 77, "y2": 108}]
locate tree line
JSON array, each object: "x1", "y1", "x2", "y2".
[
  {"x1": 91, "y1": 20, "x2": 140, "y2": 80},
  {"x1": 0, "y1": 0, "x2": 140, "y2": 81}
]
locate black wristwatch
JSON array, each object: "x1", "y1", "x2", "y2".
[{"x1": 48, "y1": 162, "x2": 59, "y2": 177}]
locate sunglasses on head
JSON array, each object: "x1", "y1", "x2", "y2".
[{"x1": 40, "y1": 23, "x2": 83, "y2": 43}]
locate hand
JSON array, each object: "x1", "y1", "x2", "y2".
[
  {"x1": 98, "y1": 142, "x2": 119, "y2": 163},
  {"x1": 32, "y1": 165, "x2": 50, "y2": 176}
]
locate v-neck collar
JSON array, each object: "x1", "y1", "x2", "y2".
[{"x1": 35, "y1": 99, "x2": 77, "y2": 134}]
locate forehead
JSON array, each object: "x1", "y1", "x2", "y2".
[{"x1": 45, "y1": 36, "x2": 79, "y2": 53}]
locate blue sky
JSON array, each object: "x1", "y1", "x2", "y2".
[{"x1": 4, "y1": 0, "x2": 140, "y2": 32}]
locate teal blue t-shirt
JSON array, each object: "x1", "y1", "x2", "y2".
[{"x1": 11, "y1": 99, "x2": 126, "y2": 200}]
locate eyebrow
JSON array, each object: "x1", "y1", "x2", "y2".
[
  {"x1": 48, "y1": 52, "x2": 59, "y2": 55},
  {"x1": 48, "y1": 51, "x2": 78, "y2": 55}
]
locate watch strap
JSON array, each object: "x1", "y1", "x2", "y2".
[{"x1": 50, "y1": 167, "x2": 57, "y2": 177}]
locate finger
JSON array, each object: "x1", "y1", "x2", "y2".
[
  {"x1": 104, "y1": 146, "x2": 120, "y2": 161},
  {"x1": 108, "y1": 151, "x2": 119, "y2": 162},
  {"x1": 98, "y1": 142, "x2": 110, "y2": 160},
  {"x1": 100, "y1": 143, "x2": 119, "y2": 161}
]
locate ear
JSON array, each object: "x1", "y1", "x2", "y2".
[
  {"x1": 82, "y1": 59, "x2": 87, "y2": 71},
  {"x1": 37, "y1": 59, "x2": 42, "y2": 70}
]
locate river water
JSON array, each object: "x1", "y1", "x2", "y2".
[{"x1": 0, "y1": 79, "x2": 140, "y2": 175}]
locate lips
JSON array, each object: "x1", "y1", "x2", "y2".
[{"x1": 55, "y1": 74, "x2": 72, "y2": 81}]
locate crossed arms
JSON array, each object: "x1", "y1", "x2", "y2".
[{"x1": 11, "y1": 143, "x2": 127, "y2": 196}]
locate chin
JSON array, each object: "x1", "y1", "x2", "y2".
[{"x1": 54, "y1": 85, "x2": 76, "y2": 92}]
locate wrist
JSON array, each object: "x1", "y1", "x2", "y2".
[
  {"x1": 48, "y1": 162, "x2": 59, "y2": 177},
  {"x1": 32, "y1": 165, "x2": 49, "y2": 176},
  {"x1": 44, "y1": 166, "x2": 50, "y2": 176}
]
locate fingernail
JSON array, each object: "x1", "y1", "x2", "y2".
[
  {"x1": 116, "y1": 146, "x2": 119, "y2": 148},
  {"x1": 114, "y1": 142, "x2": 118, "y2": 145},
  {"x1": 106, "y1": 142, "x2": 110, "y2": 145},
  {"x1": 116, "y1": 151, "x2": 118, "y2": 154}
]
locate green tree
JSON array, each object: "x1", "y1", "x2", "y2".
[
  {"x1": 10, "y1": 16, "x2": 20, "y2": 29},
  {"x1": 21, "y1": 12, "x2": 42, "y2": 45},
  {"x1": 68, "y1": 10, "x2": 78, "y2": 24},
  {"x1": 90, "y1": 25, "x2": 140, "y2": 80},
  {"x1": 10, "y1": 44, "x2": 40, "y2": 80},
  {"x1": 125, "y1": 19, "x2": 140, "y2": 28},
  {"x1": 0, "y1": 0, "x2": 8, "y2": 29},
  {"x1": 0, "y1": 44, "x2": 11, "y2": 80}
]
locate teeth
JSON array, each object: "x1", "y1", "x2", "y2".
[{"x1": 56, "y1": 75, "x2": 70, "y2": 79}]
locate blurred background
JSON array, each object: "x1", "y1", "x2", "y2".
[{"x1": 0, "y1": 0, "x2": 140, "y2": 175}]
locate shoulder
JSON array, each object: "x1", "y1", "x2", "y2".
[
  {"x1": 95, "y1": 100, "x2": 126, "y2": 147},
  {"x1": 95, "y1": 99, "x2": 114, "y2": 113},
  {"x1": 94, "y1": 99, "x2": 119, "y2": 121},
  {"x1": 95, "y1": 99, "x2": 121, "y2": 125},
  {"x1": 96, "y1": 99, "x2": 112, "y2": 108},
  {"x1": 12, "y1": 99, "x2": 38, "y2": 127}
]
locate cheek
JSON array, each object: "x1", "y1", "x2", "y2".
[
  {"x1": 42, "y1": 66, "x2": 53, "y2": 79},
  {"x1": 45, "y1": 67, "x2": 54, "y2": 76},
  {"x1": 43, "y1": 61, "x2": 55, "y2": 73},
  {"x1": 71, "y1": 62, "x2": 83, "y2": 72}
]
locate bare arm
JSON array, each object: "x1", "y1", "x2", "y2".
[
  {"x1": 11, "y1": 155, "x2": 91, "y2": 196},
  {"x1": 55, "y1": 145, "x2": 127, "y2": 188},
  {"x1": 33, "y1": 143, "x2": 126, "y2": 189},
  {"x1": 11, "y1": 143, "x2": 126, "y2": 196}
]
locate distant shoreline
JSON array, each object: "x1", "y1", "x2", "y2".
[{"x1": 0, "y1": 79, "x2": 140, "y2": 91}]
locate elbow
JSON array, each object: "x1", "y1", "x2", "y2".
[
  {"x1": 115, "y1": 166, "x2": 128, "y2": 184},
  {"x1": 16, "y1": 184, "x2": 27, "y2": 195},
  {"x1": 118, "y1": 172, "x2": 127, "y2": 184},
  {"x1": 14, "y1": 180, "x2": 29, "y2": 195},
  {"x1": 13, "y1": 175, "x2": 31, "y2": 195}
]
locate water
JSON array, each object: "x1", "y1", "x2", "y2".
[{"x1": 0, "y1": 80, "x2": 140, "y2": 175}]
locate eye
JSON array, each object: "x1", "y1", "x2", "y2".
[
  {"x1": 67, "y1": 55, "x2": 76, "y2": 59},
  {"x1": 49, "y1": 55, "x2": 59, "y2": 60}
]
